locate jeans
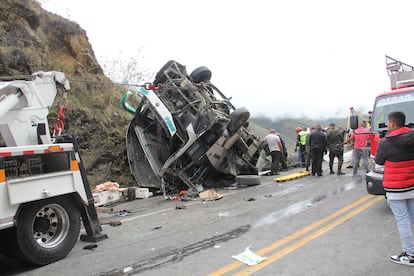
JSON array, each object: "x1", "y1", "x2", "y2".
[
  {"x1": 388, "y1": 199, "x2": 414, "y2": 255},
  {"x1": 352, "y1": 148, "x2": 369, "y2": 175},
  {"x1": 269, "y1": 151, "x2": 281, "y2": 174},
  {"x1": 297, "y1": 145, "x2": 306, "y2": 167}
]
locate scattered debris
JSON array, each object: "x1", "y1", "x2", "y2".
[
  {"x1": 180, "y1": 190, "x2": 199, "y2": 201},
  {"x1": 123, "y1": 267, "x2": 133, "y2": 273},
  {"x1": 167, "y1": 196, "x2": 181, "y2": 201},
  {"x1": 232, "y1": 247, "x2": 266, "y2": 266},
  {"x1": 199, "y1": 189, "x2": 223, "y2": 201},
  {"x1": 93, "y1": 183, "x2": 154, "y2": 207},
  {"x1": 93, "y1": 182, "x2": 122, "y2": 192},
  {"x1": 218, "y1": 212, "x2": 230, "y2": 217},
  {"x1": 175, "y1": 203, "x2": 187, "y2": 210},
  {"x1": 95, "y1": 207, "x2": 114, "y2": 213},
  {"x1": 126, "y1": 187, "x2": 153, "y2": 200},
  {"x1": 180, "y1": 196, "x2": 196, "y2": 202},
  {"x1": 224, "y1": 184, "x2": 239, "y2": 190},
  {"x1": 83, "y1": 243, "x2": 98, "y2": 250},
  {"x1": 109, "y1": 221, "x2": 122, "y2": 227},
  {"x1": 100, "y1": 220, "x2": 122, "y2": 226},
  {"x1": 93, "y1": 190, "x2": 124, "y2": 207},
  {"x1": 117, "y1": 209, "x2": 131, "y2": 217},
  {"x1": 258, "y1": 170, "x2": 271, "y2": 176}
]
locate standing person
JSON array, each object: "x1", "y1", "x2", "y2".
[
  {"x1": 375, "y1": 111, "x2": 414, "y2": 266},
  {"x1": 343, "y1": 128, "x2": 354, "y2": 169},
  {"x1": 277, "y1": 133, "x2": 288, "y2": 171},
  {"x1": 261, "y1": 129, "x2": 284, "y2": 175},
  {"x1": 344, "y1": 121, "x2": 370, "y2": 176},
  {"x1": 295, "y1": 127, "x2": 307, "y2": 167},
  {"x1": 326, "y1": 123, "x2": 345, "y2": 175},
  {"x1": 305, "y1": 127, "x2": 316, "y2": 171},
  {"x1": 309, "y1": 124, "x2": 327, "y2": 176}
]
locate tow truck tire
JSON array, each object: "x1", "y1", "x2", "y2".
[
  {"x1": 235, "y1": 175, "x2": 261, "y2": 186},
  {"x1": 13, "y1": 196, "x2": 81, "y2": 265}
]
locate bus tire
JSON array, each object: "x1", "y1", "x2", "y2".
[
  {"x1": 235, "y1": 175, "x2": 261, "y2": 186},
  {"x1": 228, "y1": 107, "x2": 250, "y2": 134}
]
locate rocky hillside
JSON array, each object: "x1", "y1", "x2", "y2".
[{"x1": 0, "y1": 0, "x2": 135, "y2": 187}]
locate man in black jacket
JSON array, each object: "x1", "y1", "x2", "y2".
[{"x1": 309, "y1": 124, "x2": 327, "y2": 176}]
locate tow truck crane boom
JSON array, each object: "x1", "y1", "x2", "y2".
[{"x1": 0, "y1": 71, "x2": 70, "y2": 146}]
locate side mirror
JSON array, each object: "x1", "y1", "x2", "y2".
[{"x1": 350, "y1": 115, "x2": 359, "y2": 130}]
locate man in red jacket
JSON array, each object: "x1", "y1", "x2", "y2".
[{"x1": 375, "y1": 111, "x2": 414, "y2": 266}]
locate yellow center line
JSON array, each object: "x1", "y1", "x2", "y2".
[
  {"x1": 207, "y1": 194, "x2": 376, "y2": 276},
  {"x1": 234, "y1": 196, "x2": 383, "y2": 276}
]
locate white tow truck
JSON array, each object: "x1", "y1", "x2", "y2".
[{"x1": 0, "y1": 71, "x2": 107, "y2": 265}]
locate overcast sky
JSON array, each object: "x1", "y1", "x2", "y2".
[{"x1": 39, "y1": 0, "x2": 414, "y2": 119}]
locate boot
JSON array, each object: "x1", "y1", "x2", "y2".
[
  {"x1": 329, "y1": 159, "x2": 335, "y2": 174},
  {"x1": 337, "y1": 161, "x2": 345, "y2": 175}
]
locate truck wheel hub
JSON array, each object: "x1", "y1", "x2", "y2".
[{"x1": 31, "y1": 204, "x2": 69, "y2": 248}]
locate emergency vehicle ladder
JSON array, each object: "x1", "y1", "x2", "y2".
[{"x1": 386, "y1": 55, "x2": 414, "y2": 89}]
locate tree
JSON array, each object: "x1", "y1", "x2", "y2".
[{"x1": 98, "y1": 48, "x2": 153, "y2": 91}]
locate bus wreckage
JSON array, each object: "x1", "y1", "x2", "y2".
[{"x1": 122, "y1": 60, "x2": 263, "y2": 196}]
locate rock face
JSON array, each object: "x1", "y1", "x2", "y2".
[
  {"x1": 0, "y1": 0, "x2": 102, "y2": 76},
  {"x1": 0, "y1": 0, "x2": 135, "y2": 187}
]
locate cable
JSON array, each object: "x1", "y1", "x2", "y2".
[{"x1": 68, "y1": 78, "x2": 146, "y2": 88}]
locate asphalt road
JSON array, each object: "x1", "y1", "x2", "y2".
[{"x1": 2, "y1": 157, "x2": 413, "y2": 276}]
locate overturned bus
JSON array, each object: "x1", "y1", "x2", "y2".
[{"x1": 122, "y1": 60, "x2": 263, "y2": 195}]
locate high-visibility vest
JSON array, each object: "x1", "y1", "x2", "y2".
[{"x1": 298, "y1": 130, "x2": 307, "y2": 145}]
